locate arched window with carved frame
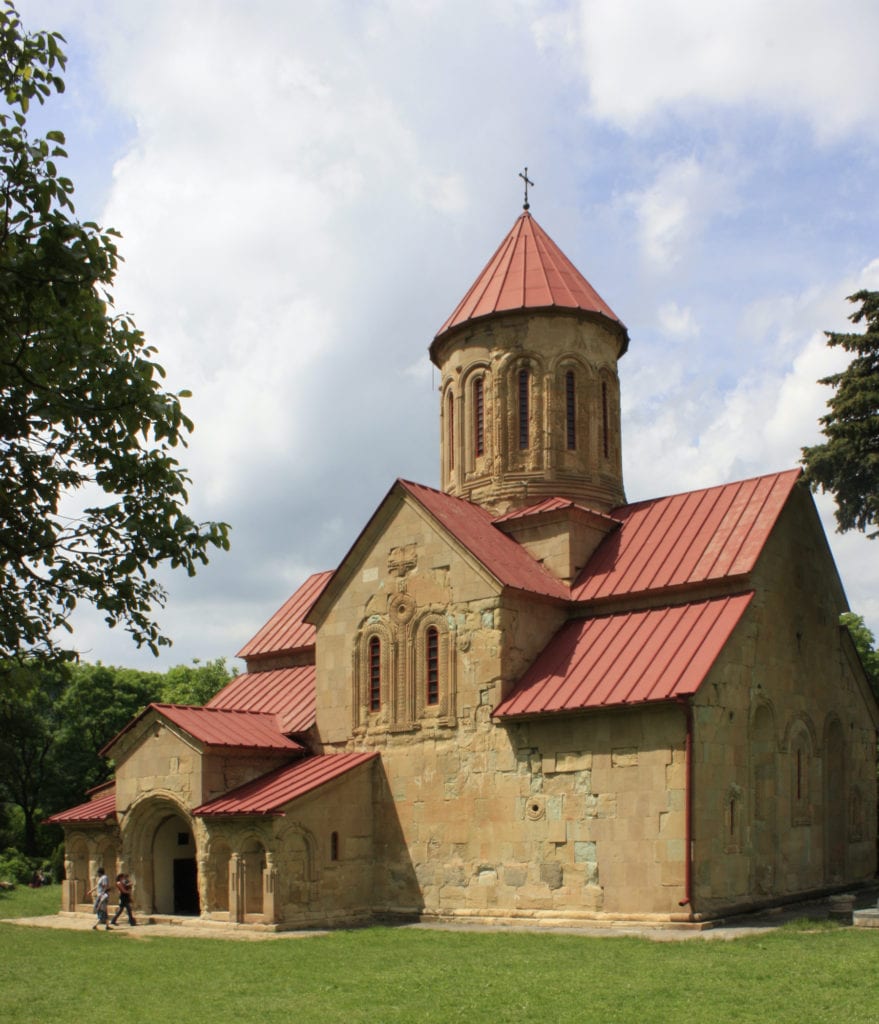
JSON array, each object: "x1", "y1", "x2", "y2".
[
  {"x1": 553, "y1": 357, "x2": 591, "y2": 467},
  {"x1": 368, "y1": 635, "x2": 381, "y2": 712},
  {"x1": 413, "y1": 615, "x2": 454, "y2": 720},
  {"x1": 565, "y1": 369, "x2": 576, "y2": 450},
  {"x1": 447, "y1": 388, "x2": 455, "y2": 472},
  {"x1": 426, "y1": 626, "x2": 439, "y2": 706},
  {"x1": 601, "y1": 379, "x2": 610, "y2": 460},
  {"x1": 354, "y1": 624, "x2": 393, "y2": 729},
  {"x1": 474, "y1": 375, "x2": 485, "y2": 458},
  {"x1": 517, "y1": 367, "x2": 530, "y2": 450}
]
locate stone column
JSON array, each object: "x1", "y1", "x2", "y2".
[
  {"x1": 228, "y1": 854, "x2": 242, "y2": 923},
  {"x1": 62, "y1": 854, "x2": 76, "y2": 912},
  {"x1": 263, "y1": 851, "x2": 277, "y2": 925},
  {"x1": 197, "y1": 853, "x2": 209, "y2": 916}
]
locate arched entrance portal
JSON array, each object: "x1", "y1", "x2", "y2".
[{"x1": 153, "y1": 813, "x2": 200, "y2": 915}]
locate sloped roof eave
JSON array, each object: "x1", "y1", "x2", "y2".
[
  {"x1": 493, "y1": 694, "x2": 686, "y2": 723},
  {"x1": 45, "y1": 789, "x2": 117, "y2": 825},
  {"x1": 572, "y1": 469, "x2": 802, "y2": 602},
  {"x1": 430, "y1": 305, "x2": 629, "y2": 363},
  {"x1": 243, "y1": 643, "x2": 314, "y2": 663},
  {"x1": 207, "y1": 665, "x2": 317, "y2": 735},
  {"x1": 237, "y1": 570, "x2": 333, "y2": 659},
  {"x1": 100, "y1": 703, "x2": 301, "y2": 758},
  {"x1": 569, "y1": 571, "x2": 753, "y2": 616},
  {"x1": 192, "y1": 752, "x2": 378, "y2": 818},
  {"x1": 494, "y1": 592, "x2": 754, "y2": 719}
]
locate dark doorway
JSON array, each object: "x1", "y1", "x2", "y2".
[{"x1": 173, "y1": 858, "x2": 200, "y2": 915}]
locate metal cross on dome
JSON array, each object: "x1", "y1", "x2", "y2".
[{"x1": 519, "y1": 167, "x2": 534, "y2": 210}]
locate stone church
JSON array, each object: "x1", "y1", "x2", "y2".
[{"x1": 51, "y1": 208, "x2": 879, "y2": 929}]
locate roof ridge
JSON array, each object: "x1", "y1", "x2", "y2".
[
  {"x1": 614, "y1": 467, "x2": 801, "y2": 513},
  {"x1": 153, "y1": 702, "x2": 278, "y2": 719}
]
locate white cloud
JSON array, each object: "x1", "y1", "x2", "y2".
[
  {"x1": 624, "y1": 269, "x2": 866, "y2": 495},
  {"x1": 622, "y1": 155, "x2": 739, "y2": 268},
  {"x1": 570, "y1": 0, "x2": 879, "y2": 140},
  {"x1": 657, "y1": 301, "x2": 699, "y2": 340}
]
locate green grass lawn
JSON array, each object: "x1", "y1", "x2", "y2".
[{"x1": 1, "y1": 886, "x2": 877, "y2": 1024}]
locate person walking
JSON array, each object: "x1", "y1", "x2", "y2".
[
  {"x1": 111, "y1": 873, "x2": 136, "y2": 926},
  {"x1": 87, "y1": 866, "x2": 112, "y2": 931}
]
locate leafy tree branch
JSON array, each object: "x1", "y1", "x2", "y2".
[{"x1": 0, "y1": 2, "x2": 230, "y2": 666}]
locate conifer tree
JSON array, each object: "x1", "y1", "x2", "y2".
[{"x1": 802, "y1": 289, "x2": 879, "y2": 538}]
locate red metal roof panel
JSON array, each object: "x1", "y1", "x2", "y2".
[
  {"x1": 572, "y1": 470, "x2": 801, "y2": 602},
  {"x1": 399, "y1": 480, "x2": 569, "y2": 600},
  {"x1": 493, "y1": 497, "x2": 619, "y2": 527},
  {"x1": 494, "y1": 497, "x2": 579, "y2": 522},
  {"x1": 206, "y1": 666, "x2": 316, "y2": 734},
  {"x1": 192, "y1": 752, "x2": 377, "y2": 817},
  {"x1": 151, "y1": 704, "x2": 303, "y2": 751},
  {"x1": 493, "y1": 593, "x2": 754, "y2": 718},
  {"x1": 433, "y1": 213, "x2": 626, "y2": 344},
  {"x1": 237, "y1": 571, "x2": 333, "y2": 659},
  {"x1": 46, "y1": 789, "x2": 117, "y2": 824}
]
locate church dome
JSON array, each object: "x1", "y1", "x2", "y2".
[
  {"x1": 431, "y1": 210, "x2": 628, "y2": 516},
  {"x1": 430, "y1": 211, "x2": 628, "y2": 362}
]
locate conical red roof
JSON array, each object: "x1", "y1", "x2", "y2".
[{"x1": 432, "y1": 212, "x2": 626, "y2": 350}]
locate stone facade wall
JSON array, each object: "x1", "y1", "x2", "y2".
[
  {"x1": 313, "y1": 494, "x2": 567, "y2": 748},
  {"x1": 199, "y1": 763, "x2": 375, "y2": 928},
  {"x1": 313, "y1": 493, "x2": 698, "y2": 921},
  {"x1": 364, "y1": 701, "x2": 687, "y2": 921},
  {"x1": 113, "y1": 716, "x2": 289, "y2": 812},
  {"x1": 690, "y1": 487, "x2": 878, "y2": 916}
]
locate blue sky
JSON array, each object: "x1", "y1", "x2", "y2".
[{"x1": 20, "y1": 0, "x2": 879, "y2": 669}]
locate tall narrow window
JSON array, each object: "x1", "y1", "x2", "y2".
[
  {"x1": 518, "y1": 368, "x2": 529, "y2": 450},
  {"x1": 368, "y1": 636, "x2": 381, "y2": 711},
  {"x1": 447, "y1": 391, "x2": 455, "y2": 471},
  {"x1": 474, "y1": 377, "x2": 484, "y2": 457},
  {"x1": 426, "y1": 627, "x2": 439, "y2": 706},
  {"x1": 601, "y1": 381, "x2": 609, "y2": 459},
  {"x1": 565, "y1": 370, "x2": 576, "y2": 450},
  {"x1": 330, "y1": 831, "x2": 339, "y2": 861}
]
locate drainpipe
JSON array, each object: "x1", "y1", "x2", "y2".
[{"x1": 676, "y1": 697, "x2": 694, "y2": 914}]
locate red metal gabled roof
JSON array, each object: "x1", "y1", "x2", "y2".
[
  {"x1": 100, "y1": 704, "x2": 304, "y2": 757},
  {"x1": 399, "y1": 480, "x2": 569, "y2": 601},
  {"x1": 153, "y1": 705, "x2": 303, "y2": 751},
  {"x1": 206, "y1": 666, "x2": 316, "y2": 734},
  {"x1": 494, "y1": 593, "x2": 754, "y2": 719},
  {"x1": 237, "y1": 570, "x2": 333, "y2": 660},
  {"x1": 46, "y1": 788, "x2": 117, "y2": 825},
  {"x1": 192, "y1": 752, "x2": 377, "y2": 817},
  {"x1": 572, "y1": 470, "x2": 802, "y2": 603},
  {"x1": 494, "y1": 496, "x2": 611, "y2": 523},
  {"x1": 432, "y1": 212, "x2": 627, "y2": 349}
]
